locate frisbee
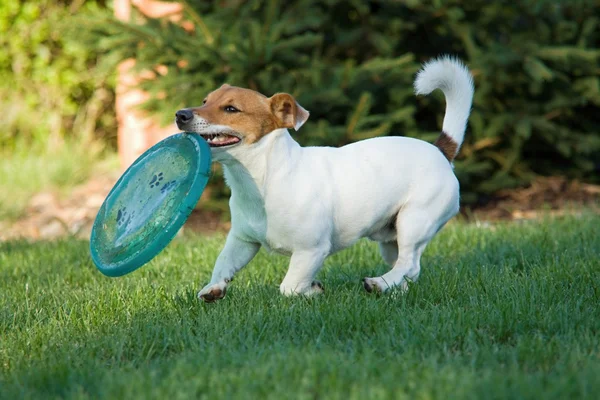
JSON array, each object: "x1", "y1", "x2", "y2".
[{"x1": 90, "y1": 132, "x2": 211, "y2": 277}]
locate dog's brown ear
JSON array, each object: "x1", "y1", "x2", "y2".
[{"x1": 269, "y1": 93, "x2": 309, "y2": 131}]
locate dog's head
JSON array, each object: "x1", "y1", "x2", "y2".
[{"x1": 175, "y1": 84, "x2": 309, "y2": 156}]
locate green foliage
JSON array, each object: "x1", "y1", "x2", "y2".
[
  {"x1": 77, "y1": 0, "x2": 600, "y2": 204},
  {"x1": 0, "y1": 140, "x2": 118, "y2": 220},
  {"x1": 1, "y1": 214, "x2": 600, "y2": 398},
  {"x1": 0, "y1": 1, "x2": 119, "y2": 220},
  {"x1": 0, "y1": 0, "x2": 116, "y2": 150}
]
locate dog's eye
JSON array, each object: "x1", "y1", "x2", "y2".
[
  {"x1": 224, "y1": 105, "x2": 240, "y2": 113},
  {"x1": 202, "y1": 99, "x2": 207, "y2": 105}
]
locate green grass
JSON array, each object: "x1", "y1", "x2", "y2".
[
  {"x1": 1, "y1": 214, "x2": 599, "y2": 399},
  {"x1": 0, "y1": 141, "x2": 117, "y2": 220}
]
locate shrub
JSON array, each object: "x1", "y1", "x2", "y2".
[
  {"x1": 76, "y1": 0, "x2": 600, "y2": 205},
  {"x1": 0, "y1": 0, "x2": 116, "y2": 152}
]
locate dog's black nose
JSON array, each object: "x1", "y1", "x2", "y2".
[{"x1": 175, "y1": 109, "x2": 194, "y2": 124}]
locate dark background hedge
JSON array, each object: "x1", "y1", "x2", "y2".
[{"x1": 5, "y1": 0, "x2": 599, "y2": 207}]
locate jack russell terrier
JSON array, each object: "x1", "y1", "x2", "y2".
[{"x1": 175, "y1": 56, "x2": 474, "y2": 302}]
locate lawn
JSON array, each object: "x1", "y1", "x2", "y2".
[
  {"x1": 1, "y1": 214, "x2": 599, "y2": 399},
  {"x1": 0, "y1": 141, "x2": 117, "y2": 220}
]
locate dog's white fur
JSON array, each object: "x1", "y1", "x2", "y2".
[
  {"x1": 179, "y1": 56, "x2": 474, "y2": 300},
  {"x1": 414, "y1": 56, "x2": 474, "y2": 148}
]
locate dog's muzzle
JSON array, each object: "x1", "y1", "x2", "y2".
[{"x1": 175, "y1": 109, "x2": 194, "y2": 127}]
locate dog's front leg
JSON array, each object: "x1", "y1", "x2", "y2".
[
  {"x1": 280, "y1": 247, "x2": 329, "y2": 296},
  {"x1": 198, "y1": 232, "x2": 260, "y2": 302}
]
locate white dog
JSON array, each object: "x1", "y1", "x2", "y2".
[{"x1": 175, "y1": 56, "x2": 474, "y2": 302}]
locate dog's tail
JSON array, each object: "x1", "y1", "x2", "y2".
[{"x1": 414, "y1": 55, "x2": 474, "y2": 162}]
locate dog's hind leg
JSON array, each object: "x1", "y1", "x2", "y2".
[{"x1": 364, "y1": 208, "x2": 449, "y2": 293}]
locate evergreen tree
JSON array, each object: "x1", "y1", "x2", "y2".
[{"x1": 77, "y1": 0, "x2": 600, "y2": 205}]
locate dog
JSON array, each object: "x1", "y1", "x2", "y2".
[{"x1": 175, "y1": 55, "x2": 474, "y2": 302}]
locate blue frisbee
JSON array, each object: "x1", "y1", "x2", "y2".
[{"x1": 90, "y1": 132, "x2": 211, "y2": 277}]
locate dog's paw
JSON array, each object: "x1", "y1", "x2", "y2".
[
  {"x1": 198, "y1": 280, "x2": 229, "y2": 303},
  {"x1": 363, "y1": 277, "x2": 381, "y2": 293},
  {"x1": 362, "y1": 277, "x2": 392, "y2": 293},
  {"x1": 309, "y1": 280, "x2": 324, "y2": 295},
  {"x1": 280, "y1": 280, "x2": 324, "y2": 297},
  {"x1": 363, "y1": 277, "x2": 408, "y2": 293}
]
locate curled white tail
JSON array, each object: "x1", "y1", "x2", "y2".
[{"x1": 414, "y1": 55, "x2": 474, "y2": 161}]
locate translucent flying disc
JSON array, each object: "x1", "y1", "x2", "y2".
[{"x1": 90, "y1": 133, "x2": 211, "y2": 277}]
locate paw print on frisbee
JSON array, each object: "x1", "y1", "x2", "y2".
[
  {"x1": 90, "y1": 133, "x2": 211, "y2": 277},
  {"x1": 160, "y1": 180, "x2": 177, "y2": 194},
  {"x1": 115, "y1": 206, "x2": 136, "y2": 231},
  {"x1": 149, "y1": 172, "x2": 164, "y2": 188}
]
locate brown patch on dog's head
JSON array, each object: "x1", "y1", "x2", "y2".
[
  {"x1": 434, "y1": 131, "x2": 458, "y2": 162},
  {"x1": 270, "y1": 93, "x2": 310, "y2": 132},
  {"x1": 185, "y1": 84, "x2": 309, "y2": 144}
]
